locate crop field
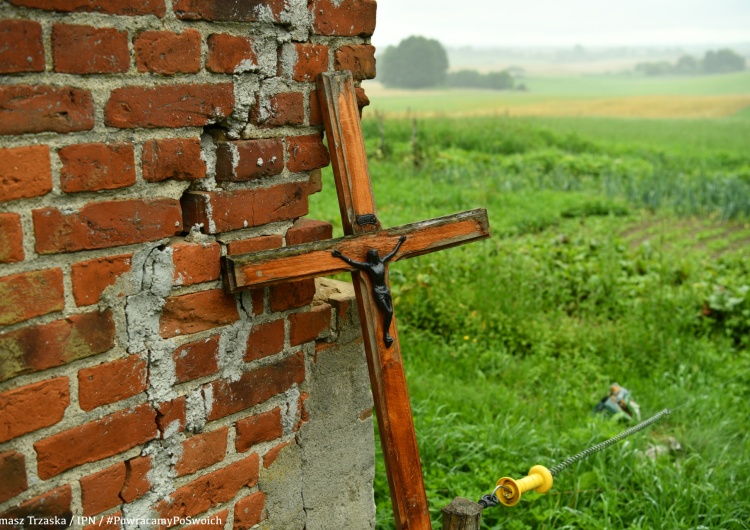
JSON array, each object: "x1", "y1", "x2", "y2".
[{"x1": 308, "y1": 76, "x2": 750, "y2": 529}]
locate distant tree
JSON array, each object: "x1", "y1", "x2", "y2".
[
  {"x1": 674, "y1": 55, "x2": 698, "y2": 74},
  {"x1": 484, "y1": 70, "x2": 514, "y2": 90},
  {"x1": 702, "y1": 49, "x2": 746, "y2": 74},
  {"x1": 446, "y1": 69, "x2": 515, "y2": 90},
  {"x1": 378, "y1": 36, "x2": 449, "y2": 88},
  {"x1": 635, "y1": 61, "x2": 673, "y2": 76}
]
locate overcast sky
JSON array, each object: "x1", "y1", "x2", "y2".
[{"x1": 372, "y1": 0, "x2": 750, "y2": 48}]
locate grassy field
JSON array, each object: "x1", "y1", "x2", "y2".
[{"x1": 308, "y1": 80, "x2": 750, "y2": 529}]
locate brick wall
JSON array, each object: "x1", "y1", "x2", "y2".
[{"x1": 0, "y1": 1, "x2": 377, "y2": 528}]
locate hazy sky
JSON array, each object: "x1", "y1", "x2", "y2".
[{"x1": 372, "y1": 0, "x2": 750, "y2": 48}]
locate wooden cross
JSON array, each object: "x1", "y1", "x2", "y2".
[{"x1": 223, "y1": 72, "x2": 491, "y2": 530}]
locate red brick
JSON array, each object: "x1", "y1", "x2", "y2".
[
  {"x1": 215, "y1": 139, "x2": 284, "y2": 182},
  {"x1": 156, "y1": 397, "x2": 187, "y2": 437},
  {"x1": 143, "y1": 138, "x2": 206, "y2": 183},
  {"x1": 308, "y1": 168, "x2": 323, "y2": 193},
  {"x1": 181, "y1": 182, "x2": 310, "y2": 234},
  {"x1": 122, "y1": 455, "x2": 152, "y2": 502},
  {"x1": 161, "y1": 289, "x2": 239, "y2": 338},
  {"x1": 71, "y1": 254, "x2": 132, "y2": 307},
  {"x1": 9, "y1": 0, "x2": 166, "y2": 16},
  {"x1": 0, "y1": 485, "x2": 72, "y2": 527},
  {"x1": 184, "y1": 510, "x2": 227, "y2": 530},
  {"x1": 0, "y1": 451, "x2": 27, "y2": 503},
  {"x1": 286, "y1": 134, "x2": 330, "y2": 172},
  {"x1": 296, "y1": 392, "x2": 310, "y2": 430},
  {"x1": 135, "y1": 29, "x2": 201, "y2": 75},
  {"x1": 59, "y1": 142, "x2": 136, "y2": 193},
  {"x1": 105, "y1": 84, "x2": 234, "y2": 129},
  {"x1": 234, "y1": 491, "x2": 266, "y2": 529},
  {"x1": 0, "y1": 85, "x2": 94, "y2": 135},
  {"x1": 355, "y1": 86, "x2": 370, "y2": 112},
  {"x1": 35, "y1": 403, "x2": 158, "y2": 479},
  {"x1": 172, "y1": 241, "x2": 221, "y2": 287},
  {"x1": 289, "y1": 304, "x2": 332, "y2": 346},
  {"x1": 206, "y1": 33, "x2": 256, "y2": 73},
  {"x1": 155, "y1": 453, "x2": 259, "y2": 525},
  {"x1": 235, "y1": 408, "x2": 282, "y2": 453},
  {"x1": 286, "y1": 218, "x2": 332, "y2": 246},
  {"x1": 0, "y1": 20, "x2": 44, "y2": 73},
  {"x1": 227, "y1": 235, "x2": 283, "y2": 256},
  {"x1": 177, "y1": 427, "x2": 228, "y2": 477},
  {"x1": 0, "y1": 268, "x2": 64, "y2": 326},
  {"x1": 311, "y1": 0, "x2": 377, "y2": 37},
  {"x1": 0, "y1": 145, "x2": 52, "y2": 201},
  {"x1": 174, "y1": 335, "x2": 220, "y2": 383},
  {"x1": 206, "y1": 352, "x2": 305, "y2": 421},
  {"x1": 309, "y1": 89, "x2": 323, "y2": 126},
  {"x1": 0, "y1": 310, "x2": 115, "y2": 383},
  {"x1": 0, "y1": 213, "x2": 24, "y2": 263},
  {"x1": 80, "y1": 456, "x2": 151, "y2": 516},
  {"x1": 85, "y1": 512, "x2": 121, "y2": 530},
  {"x1": 33, "y1": 199, "x2": 182, "y2": 254},
  {"x1": 251, "y1": 92, "x2": 304, "y2": 128},
  {"x1": 0, "y1": 378, "x2": 69, "y2": 444},
  {"x1": 269, "y1": 279, "x2": 316, "y2": 312},
  {"x1": 52, "y1": 24, "x2": 129, "y2": 74},
  {"x1": 263, "y1": 441, "x2": 291, "y2": 469},
  {"x1": 174, "y1": 0, "x2": 285, "y2": 22},
  {"x1": 286, "y1": 43, "x2": 329, "y2": 82},
  {"x1": 78, "y1": 356, "x2": 148, "y2": 412},
  {"x1": 245, "y1": 319, "x2": 284, "y2": 362},
  {"x1": 335, "y1": 44, "x2": 376, "y2": 80}
]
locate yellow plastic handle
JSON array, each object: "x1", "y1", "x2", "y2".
[{"x1": 495, "y1": 465, "x2": 554, "y2": 506}]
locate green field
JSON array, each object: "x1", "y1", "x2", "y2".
[{"x1": 309, "y1": 75, "x2": 750, "y2": 529}]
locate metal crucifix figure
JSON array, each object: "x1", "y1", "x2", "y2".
[{"x1": 332, "y1": 235, "x2": 406, "y2": 347}]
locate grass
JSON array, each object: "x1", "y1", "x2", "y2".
[{"x1": 308, "y1": 109, "x2": 750, "y2": 529}]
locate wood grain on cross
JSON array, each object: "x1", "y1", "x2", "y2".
[{"x1": 223, "y1": 72, "x2": 491, "y2": 530}]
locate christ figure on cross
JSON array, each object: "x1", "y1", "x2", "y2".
[{"x1": 332, "y1": 235, "x2": 407, "y2": 347}]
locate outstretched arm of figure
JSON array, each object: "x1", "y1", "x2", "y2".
[
  {"x1": 383, "y1": 235, "x2": 407, "y2": 262},
  {"x1": 332, "y1": 249, "x2": 369, "y2": 270}
]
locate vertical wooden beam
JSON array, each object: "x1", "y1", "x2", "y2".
[{"x1": 317, "y1": 71, "x2": 432, "y2": 530}]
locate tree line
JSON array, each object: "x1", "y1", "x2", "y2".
[{"x1": 635, "y1": 48, "x2": 746, "y2": 76}]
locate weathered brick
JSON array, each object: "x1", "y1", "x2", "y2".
[
  {"x1": 0, "y1": 268, "x2": 64, "y2": 326},
  {"x1": 155, "y1": 453, "x2": 259, "y2": 524},
  {"x1": 251, "y1": 288, "x2": 264, "y2": 316},
  {"x1": 311, "y1": 0, "x2": 377, "y2": 37},
  {"x1": 206, "y1": 352, "x2": 305, "y2": 420},
  {"x1": 135, "y1": 29, "x2": 201, "y2": 75},
  {"x1": 289, "y1": 304, "x2": 332, "y2": 346},
  {"x1": 121, "y1": 456, "x2": 152, "y2": 503},
  {"x1": 0, "y1": 213, "x2": 24, "y2": 263},
  {"x1": 173, "y1": 335, "x2": 220, "y2": 383},
  {"x1": 285, "y1": 43, "x2": 329, "y2": 82},
  {"x1": 335, "y1": 44, "x2": 376, "y2": 80},
  {"x1": 309, "y1": 89, "x2": 323, "y2": 126},
  {"x1": 176, "y1": 427, "x2": 228, "y2": 477},
  {"x1": 181, "y1": 182, "x2": 310, "y2": 234},
  {"x1": 105, "y1": 84, "x2": 234, "y2": 129},
  {"x1": 0, "y1": 451, "x2": 27, "y2": 503},
  {"x1": 251, "y1": 92, "x2": 304, "y2": 128},
  {"x1": 184, "y1": 510, "x2": 227, "y2": 530},
  {"x1": 0, "y1": 145, "x2": 52, "y2": 201},
  {"x1": 234, "y1": 491, "x2": 266, "y2": 529},
  {"x1": 52, "y1": 24, "x2": 129, "y2": 74},
  {"x1": 35, "y1": 403, "x2": 158, "y2": 479},
  {"x1": 245, "y1": 319, "x2": 284, "y2": 362},
  {"x1": 235, "y1": 408, "x2": 282, "y2": 453},
  {"x1": 9, "y1": 0, "x2": 166, "y2": 16},
  {"x1": 172, "y1": 241, "x2": 221, "y2": 286},
  {"x1": 269, "y1": 279, "x2": 316, "y2": 312},
  {"x1": 156, "y1": 397, "x2": 187, "y2": 438},
  {"x1": 80, "y1": 456, "x2": 151, "y2": 516},
  {"x1": 206, "y1": 33, "x2": 256, "y2": 74},
  {"x1": 286, "y1": 134, "x2": 330, "y2": 173},
  {"x1": 174, "y1": 0, "x2": 285, "y2": 22},
  {"x1": 0, "y1": 85, "x2": 94, "y2": 135},
  {"x1": 160, "y1": 289, "x2": 239, "y2": 338},
  {"x1": 263, "y1": 441, "x2": 291, "y2": 469},
  {"x1": 59, "y1": 142, "x2": 136, "y2": 193},
  {"x1": 227, "y1": 235, "x2": 283, "y2": 256},
  {"x1": 215, "y1": 139, "x2": 284, "y2": 182},
  {"x1": 0, "y1": 311, "x2": 115, "y2": 383},
  {"x1": 286, "y1": 218, "x2": 332, "y2": 246},
  {"x1": 0, "y1": 378, "x2": 69, "y2": 444},
  {"x1": 33, "y1": 199, "x2": 182, "y2": 254},
  {"x1": 355, "y1": 86, "x2": 371, "y2": 112},
  {"x1": 0, "y1": 485, "x2": 72, "y2": 527},
  {"x1": 71, "y1": 254, "x2": 132, "y2": 306},
  {"x1": 143, "y1": 138, "x2": 206, "y2": 182},
  {"x1": 78, "y1": 356, "x2": 148, "y2": 411},
  {"x1": 0, "y1": 20, "x2": 45, "y2": 73}
]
